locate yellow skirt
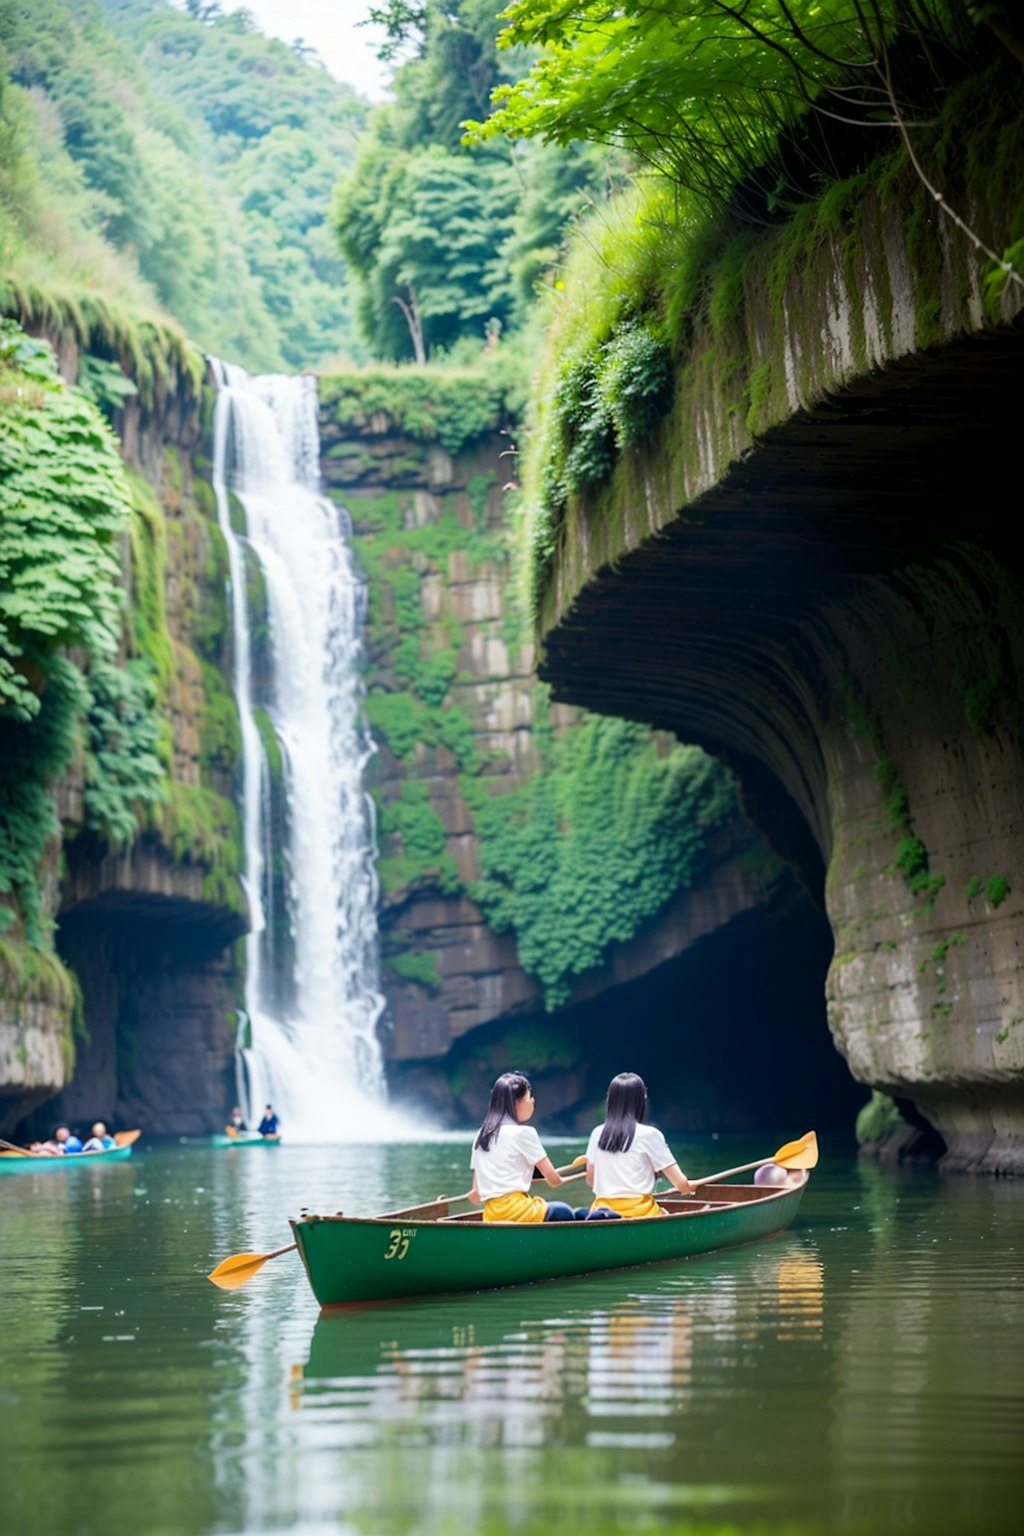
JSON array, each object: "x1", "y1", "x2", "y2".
[
  {"x1": 482, "y1": 1191, "x2": 549, "y2": 1224},
  {"x1": 590, "y1": 1193, "x2": 664, "y2": 1219}
]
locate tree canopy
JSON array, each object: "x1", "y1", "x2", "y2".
[
  {"x1": 334, "y1": 0, "x2": 620, "y2": 362},
  {"x1": 471, "y1": 2, "x2": 1005, "y2": 214}
]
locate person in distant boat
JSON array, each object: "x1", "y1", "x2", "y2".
[
  {"x1": 257, "y1": 1105, "x2": 280, "y2": 1137},
  {"x1": 585, "y1": 1073, "x2": 693, "y2": 1220},
  {"x1": 469, "y1": 1072, "x2": 577, "y2": 1223},
  {"x1": 225, "y1": 1107, "x2": 247, "y2": 1135},
  {"x1": 82, "y1": 1121, "x2": 116, "y2": 1152},
  {"x1": 32, "y1": 1124, "x2": 84, "y2": 1156}
]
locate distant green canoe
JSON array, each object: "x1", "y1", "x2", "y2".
[
  {"x1": 0, "y1": 1144, "x2": 133, "y2": 1175},
  {"x1": 291, "y1": 1171, "x2": 809, "y2": 1309},
  {"x1": 211, "y1": 1132, "x2": 281, "y2": 1148}
]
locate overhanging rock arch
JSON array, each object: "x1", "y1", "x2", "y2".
[{"x1": 536, "y1": 155, "x2": 1024, "y2": 1174}]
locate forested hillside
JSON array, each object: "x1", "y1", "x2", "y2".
[
  {"x1": 0, "y1": 0, "x2": 366, "y2": 369},
  {"x1": 334, "y1": 0, "x2": 619, "y2": 363}
]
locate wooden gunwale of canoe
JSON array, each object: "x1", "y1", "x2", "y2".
[{"x1": 291, "y1": 1171, "x2": 809, "y2": 1309}]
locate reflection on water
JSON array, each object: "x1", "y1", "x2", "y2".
[
  {"x1": 775, "y1": 1250, "x2": 824, "y2": 1339},
  {"x1": 2, "y1": 1141, "x2": 1022, "y2": 1536},
  {"x1": 288, "y1": 1239, "x2": 830, "y2": 1529}
]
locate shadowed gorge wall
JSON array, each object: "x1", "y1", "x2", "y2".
[
  {"x1": 320, "y1": 381, "x2": 854, "y2": 1122},
  {"x1": 391, "y1": 872, "x2": 861, "y2": 1134},
  {"x1": 533, "y1": 127, "x2": 1024, "y2": 1171}
]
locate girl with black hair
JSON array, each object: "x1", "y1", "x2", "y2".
[
  {"x1": 585, "y1": 1072, "x2": 693, "y2": 1219},
  {"x1": 470, "y1": 1072, "x2": 578, "y2": 1223}
]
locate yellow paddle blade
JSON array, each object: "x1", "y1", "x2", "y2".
[
  {"x1": 207, "y1": 1243, "x2": 296, "y2": 1288},
  {"x1": 208, "y1": 1252, "x2": 270, "y2": 1285},
  {"x1": 114, "y1": 1129, "x2": 141, "y2": 1148},
  {"x1": 774, "y1": 1131, "x2": 818, "y2": 1170},
  {"x1": 208, "y1": 1262, "x2": 267, "y2": 1292}
]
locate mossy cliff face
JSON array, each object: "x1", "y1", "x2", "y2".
[
  {"x1": 319, "y1": 380, "x2": 782, "y2": 1104},
  {"x1": 319, "y1": 387, "x2": 554, "y2": 1056},
  {"x1": 534, "y1": 125, "x2": 1024, "y2": 1171},
  {"x1": 1, "y1": 304, "x2": 245, "y2": 1135},
  {"x1": 53, "y1": 407, "x2": 246, "y2": 1136}
]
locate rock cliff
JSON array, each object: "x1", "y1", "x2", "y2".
[
  {"x1": 1, "y1": 308, "x2": 246, "y2": 1137},
  {"x1": 319, "y1": 382, "x2": 857, "y2": 1127},
  {"x1": 531, "y1": 119, "x2": 1024, "y2": 1169}
]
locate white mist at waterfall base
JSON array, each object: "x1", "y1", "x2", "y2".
[{"x1": 211, "y1": 361, "x2": 427, "y2": 1142}]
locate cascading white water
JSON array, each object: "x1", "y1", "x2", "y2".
[{"x1": 210, "y1": 360, "x2": 404, "y2": 1141}]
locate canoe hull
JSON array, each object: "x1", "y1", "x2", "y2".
[
  {"x1": 211, "y1": 1133, "x2": 281, "y2": 1148},
  {"x1": 0, "y1": 1144, "x2": 133, "y2": 1174},
  {"x1": 291, "y1": 1173, "x2": 808, "y2": 1308}
]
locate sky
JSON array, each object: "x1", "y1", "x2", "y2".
[{"x1": 216, "y1": 1, "x2": 393, "y2": 101}]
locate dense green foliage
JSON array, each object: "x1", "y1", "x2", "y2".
[
  {"x1": 321, "y1": 364, "x2": 524, "y2": 456},
  {"x1": 81, "y1": 659, "x2": 165, "y2": 847},
  {"x1": 0, "y1": 321, "x2": 159, "y2": 940},
  {"x1": 1, "y1": 317, "x2": 243, "y2": 961},
  {"x1": 474, "y1": 2, "x2": 991, "y2": 210},
  {"x1": 471, "y1": 707, "x2": 736, "y2": 1009},
  {"x1": 0, "y1": 0, "x2": 366, "y2": 370},
  {"x1": 335, "y1": 0, "x2": 617, "y2": 362},
  {"x1": 855, "y1": 1089, "x2": 907, "y2": 1146},
  {"x1": 0, "y1": 323, "x2": 127, "y2": 718},
  {"x1": 0, "y1": 657, "x2": 80, "y2": 944}
]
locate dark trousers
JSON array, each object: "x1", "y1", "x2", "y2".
[
  {"x1": 543, "y1": 1201, "x2": 579, "y2": 1222},
  {"x1": 542, "y1": 1203, "x2": 623, "y2": 1222}
]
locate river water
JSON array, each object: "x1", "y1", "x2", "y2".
[{"x1": 2, "y1": 1138, "x2": 1022, "y2": 1536}]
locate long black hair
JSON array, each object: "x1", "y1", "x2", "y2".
[
  {"x1": 598, "y1": 1072, "x2": 648, "y2": 1153},
  {"x1": 474, "y1": 1072, "x2": 532, "y2": 1151}
]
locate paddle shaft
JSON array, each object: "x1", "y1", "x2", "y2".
[
  {"x1": 253, "y1": 1243, "x2": 295, "y2": 1262},
  {"x1": 381, "y1": 1158, "x2": 585, "y2": 1220},
  {"x1": 0, "y1": 1137, "x2": 39, "y2": 1157},
  {"x1": 688, "y1": 1155, "x2": 786, "y2": 1190}
]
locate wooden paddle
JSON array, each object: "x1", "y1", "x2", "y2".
[
  {"x1": 208, "y1": 1154, "x2": 590, "y2": 1289},
  {"x1": 683, "y1": 1130, "x2": 819, "y2": 1190},
  {"x1": 0, "y1": 1136, "x2": 42, "y2": 1157}
]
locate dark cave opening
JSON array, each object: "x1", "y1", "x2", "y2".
[
  {"x1": 392, "y1": 877, "x2": 865, "y2": 1141},
  {"x1": 17, "y1": 899, "x2": 241, "y2": 1141}
]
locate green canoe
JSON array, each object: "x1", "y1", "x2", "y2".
[
  {"x1": 0, "y1": 1143, "x2": 133, "y2": 1175},
  {"x1": 291, "y1": 1171, "x2": 809, "y2": 1309},
  {"x1": 211, "y1": 1132, "x2": 281, "y2": 1148}
]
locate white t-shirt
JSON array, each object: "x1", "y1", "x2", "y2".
[
  {"x1": 471, "y1": 1121, "x2": 547, "y2": 1202},
  {"x1": 586, "y1": 1122, "x2": 675, "y2": 1199}
]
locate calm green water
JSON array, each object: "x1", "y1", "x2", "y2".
[{"x1": 2, "y1": 1137, "x2": 1022, "y2": 1536}]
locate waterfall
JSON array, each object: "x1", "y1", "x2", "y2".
[{"x1": 210, "y1": 361, "x2": 397, "y2": 1141}]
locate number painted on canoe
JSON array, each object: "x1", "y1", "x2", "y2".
[{"x1": 384, "y1": 1228, "x2": 417, "y2": 1261}]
